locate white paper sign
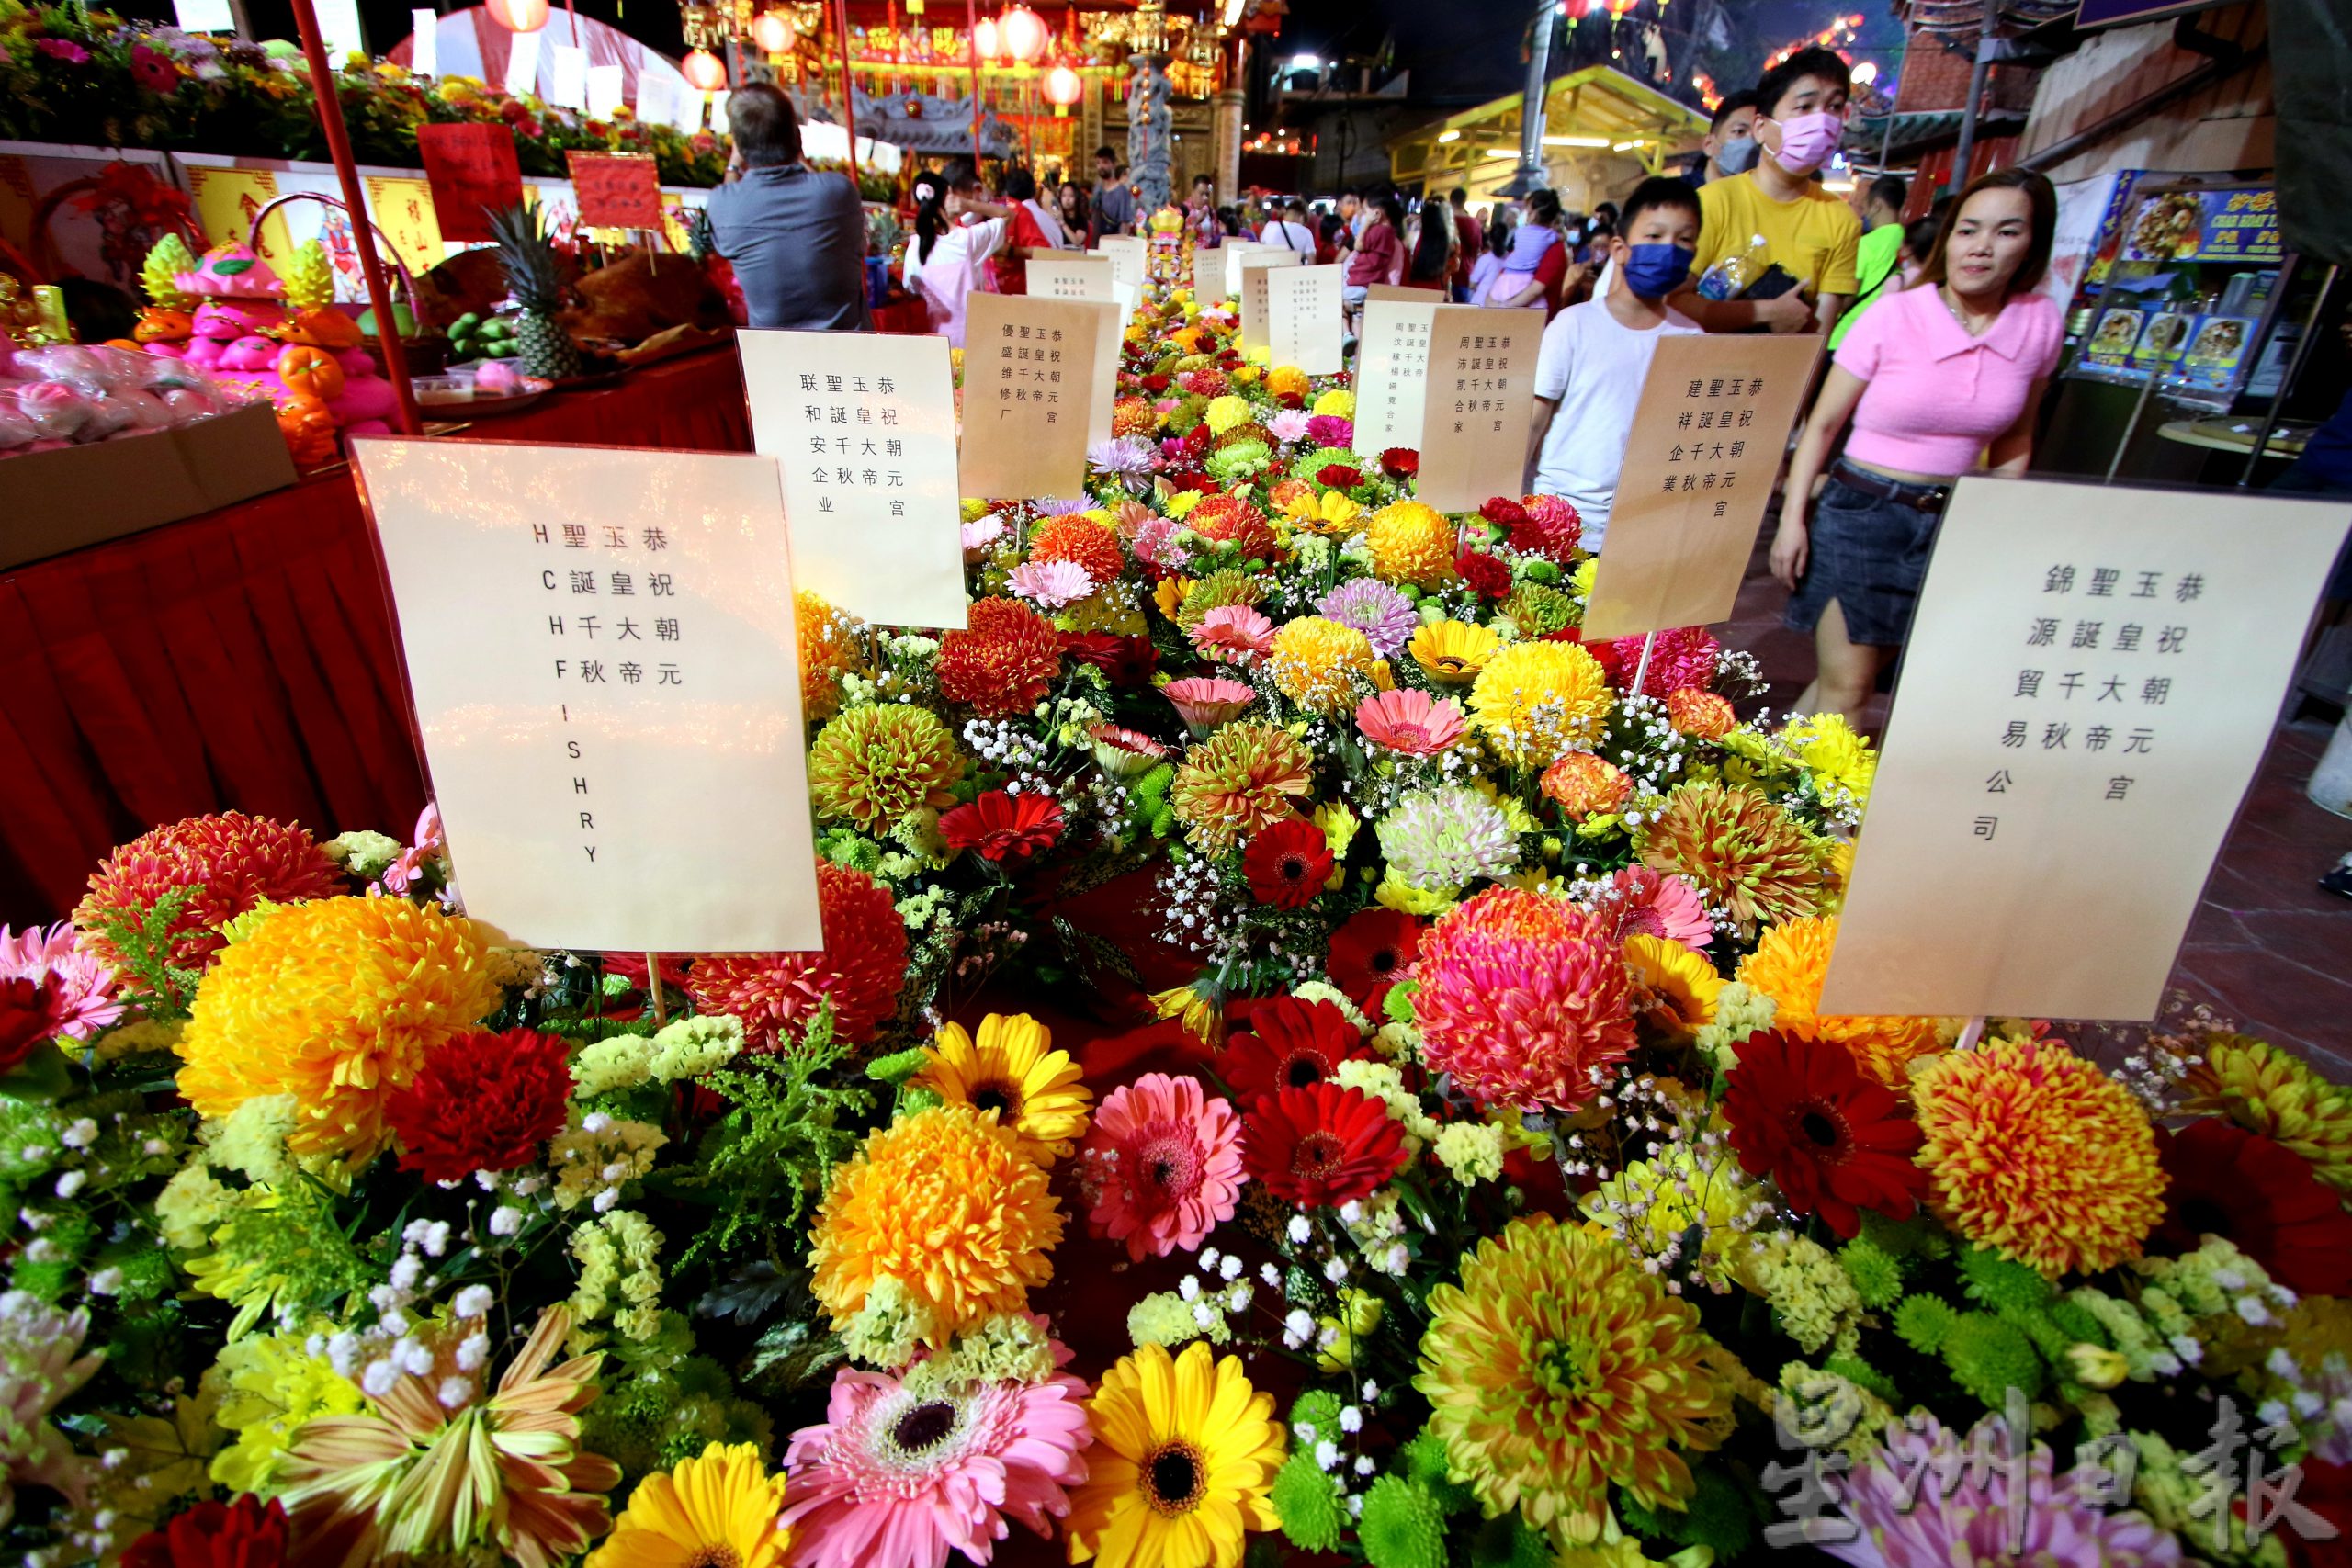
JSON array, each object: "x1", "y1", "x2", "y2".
[
  {"x1": 350, "y1": 437, "x2": 823, "y2": 953},
  {"x1": 503, "y1": 27, "x2": 542, "y2": 97},
  {"x1": 636, "y1": 73, "x2": 673, "y2": 130},
  {"x1": 585, "y1": 64, "x2": 625, "y2": 120},
  {"x1": 1353, "y1": 299, "x2": 1438, "y2": 457},
  {"x1": 1113, "y1": 280, "x2": 1140, "y2": 320},
  {"x1": 549, "y1": 45, "x2": 588, "y2": 109},
  {"x1": 1238, "y1": 251, "x2": 1306, "y2": 358},
  {"x1": 1027, "y1": 254, "x2": 1114, "y2": 300},
  {"x1": 407, "y1": 7, "x2": 437, "y2": 73},
  {"x1": 316, "y1": 0, "x2": 367, "y2": 61},
  {"x1": 1093, "y1": 236, "x2": 1147, "y2": 293},
  {"x1": 708, "y1": 89, "x2": 731, "y2": 134},
  {"x1": 174, "y1": 0, "x2": 234, "y2": 30},
  {"x1": 739, "y1": 330, "x2": 970, "y2": 629},
  {"x1": 1263, "y1": 264, "x2": 1346, "y2": 375},
  {"x1": 1224, "y1": 241, "x2": 1281, "y2": 300}
]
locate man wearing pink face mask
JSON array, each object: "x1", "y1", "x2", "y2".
[{"x1": 1673, "y1": 47, "x2": 1861, "y2": 336}]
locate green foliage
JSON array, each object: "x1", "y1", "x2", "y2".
[
  {"x1": 1270, "y1": 1450, "x2": 1346, "y2": 1552},
  {"x1": 1396, "y1": 1429, "x2": 1474, "y2": 1515},
  {"x1": 85, "y1": 886, "x2": 204, "y2": 1019},
  {"x1": 739, "y1": 1313, "x2": 849, "y2": 1399},
  {"x1": 1619, "y1": 1466, "x2": 1760, "y2": 1562},
  {"x1": 1465, "y1": 1512, "x2": 1558, "y2": 1568},
  {"x1": 1860, "y1": 1209, "x2": 1951, "y2": 1261},
  {"x1": 2048, "y1": 1297, "x2": 2109, "y2": 1348},
  {"x1": 1894, "y1": 1293, "x2": 1959, "y2": 1353},
  {"x1": 1958, "y1": 1245, "x2": 2056, "y2": 1314},
  {"x1": 1823, "y1": 1351, "x2": 1898, "y2": 1404},
  {"x1": 582, "y1": 1330, "x2": 775, "y2": 1485}
]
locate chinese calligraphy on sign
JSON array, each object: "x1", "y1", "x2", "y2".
[
  {"x1": 739, "y1": 329, "x2": 968, "y2": 629},
  {"x1": 1411, "y1": 307, "x2": 1537, "y2": 513},
  {"x1": 1821, "y1": 479, "x2": 2351, "y2": 1021},
  {"x1": 1351, "y1": 299, "x2": 1437, "y2": 458},
  {"x1": 1092, "y1": 236, "x2": 1146, "y2": 294},
  {"x1": 1026, "y1": 254, "x2": 1114, "y2": 301},
  {"x1": 564, "y1": 152, "x2": 663, "y2": 231},
  {"x1": 1582, "y1": 333, "x2": 1822, "y2": 639},
  {"x1": 350, "y1": 437, "x2": 823, "y2": 953},
  {"x1": 957, "y1": 293, "x2": 1104, "y2": 502},
  {"x1": 1260, "y1": 264, "x2": 1346, "y2": 376},
  {"x1": 1237, "y1": 251, "x2": 1307, "y2": 357}
]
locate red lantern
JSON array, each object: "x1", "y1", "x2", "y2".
[
  {"x1": 999, "y1": 4, "x2": 1048, "y2": 63},
  {"x1": 485, "y1": 0, "x2": 548, "y2": 32},
  {"x1": 1043, "y1": 62, "x2": 1081, "y2": 114},
  {"x1": 750, "y1": 10, "x2": 795, "y2": 54},
  {"x1": 973, "y1": 17, "x2": 1001, "y2": 60},
  {"x1": 682, "y1": 47, "x2": 728, "y2": 91}
]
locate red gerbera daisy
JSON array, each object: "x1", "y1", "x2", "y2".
[
  {"x1": 939, "y1": 597, "x2": 1063, "y2": 717},
  {"x1": 2156, "y1": 1119, "x2": 2352, "y2": 1297},
  {"x1": 1057, "y1": 630, "x2": 1159, "y2": 688},
  {"x1": 123, "y1": 1495, "x2": 288, "y2": 1568},
  {"x1": 685, "y1": 861, "x2": 910, "y2": 1049},
  {"x1": 1220, "y1": 997, "x2": 1370, "y2": 1103},
  {"x1": 1242, "y1": 1083, "x2": 1408, "y2": 1207},
  {"x1": 1241, "y1": 818, "x2": 1333, "y2": 908},
  {"x1": 940, "y1": 789, "x2": 1066, "y2": 863},
  {"x1": 1722, "y1": 1029, "x2": 1928, "y2": 1238},
  {"x1": 1378, "y1": 447, "x2": 1419, "y2": 478},
  {"x1": 385, "y1": 1028, "x2": 573, "y2": 1186},
  {"x1": 1317, "y1": 463, "x2": 1364, "y2": 489},
  {"x1": 1324, "y1": 908, "x2": 1425, "y2": 1014}
]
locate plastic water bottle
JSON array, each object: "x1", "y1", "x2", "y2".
[{"x1": 1697, "y1": 232, "x2": 1770, "y2": 301}]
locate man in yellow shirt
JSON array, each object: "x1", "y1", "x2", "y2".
[{"x1": 1674, "y1": 47, "x2": 1860, "y2": 336}]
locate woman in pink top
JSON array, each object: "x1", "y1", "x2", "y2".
[{"x1": 1771, "y1": 167, "x2": 2062, "y2": 723}]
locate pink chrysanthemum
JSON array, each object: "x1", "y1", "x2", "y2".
[
  {"x1": 1354, "y1": 689, "x2": 1466, "y2": 757},
  {"x1": 1080, "y1": 1072, "x2": 1247, "y2": 1260},
  {"x1": 1595, "y1": 626, "x2": 1721, "y2": 696},
  {"x1": 1597, "y1": 866, "x2": 1714, "y2": 952},
  {"x1": 1512, "y1": 493, "x2": 1584, "y2": 561},
  {"x1": 1410, "y1": 887, "x2": 1636, "y2": 1113},
  {"x1": 684, "y1": 863, "x2": 909, "y2": 1050},
  {"x1": 1162, "y1": 676, "x2": 1257, "y2": 737},
  {"x1": 0, "y1": 924, "x2": 122, "y2": 1042},
  {"x1": 1130, "y1": 516, "x2": 1187, "y2": 570},
  {"x1": 75, "y1": 811, "x2": 341, "y2": 965},
  {"x1": 1191, "y1": 604, "x2": 1276, "y2": 665},
  {"x1": 779, "y1": 1357, "x2": 1092, "y2": 1568},
  {"x1": 963, "y1": 515, "x2": 1009, "y2": 558}
]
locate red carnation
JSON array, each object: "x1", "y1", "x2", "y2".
[
  {"x1": 1477, "y1": 497, "x2": 1530, "y2": 529},
  {"x1": 1317, "y1": 463, "x2": 1364, "y2": 489},
  {"x1": 685, "y1": 861, "x2": 910, "y2": 1049},
  {"x1": 1241, "y1": 818, "x2": 1332, "y2": 908},
  {"x1": 1057, "y1": 631, "x2": 1159, "y2": 688},
  {"x1": 1454, "y1": 548, "x2": 1511, "y2": 602},
  {"x1": 941, "y1": 789, "x2": 1065, "y2": 863},
  {"x1": 386, "y1": 1028, "x2": 573, "y2": 1186},
  {"x1": 1721, "y1": 1029, "x2": 1927, "y2": 1238},
  {"x1": 2157, "y1": 1120, "x2": 2352, "y2": 1296},
  {"x1": 123, "y1": 1495, "x2": 288, "y2": 1568},
  {"x1": 1141, "y1": 373, "x2": 1171, "y2": 392},
  {"x1": 1220, "y1": 997, "x2": 1369, "y2": 1103},
  {"x1": 1325, "y1": 908, "x2": 1423, "y2": 1014},
  {"x1": 939, "y1": 596, "x2": 1063, "y2": 717},
  {"x1": 0, "y1": 978, "x2": 58, "y2": 1076},
  {"x1": 75, "y1": 811, "x2": 341, "y2": 965},
  {"x1": 1378, "y1": 446, "x2": 1419, "y2": 478},
  {"x1": 1243, "y1": 1083, "x2": 1408, "y2": 1207}
]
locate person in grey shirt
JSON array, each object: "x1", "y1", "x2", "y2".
[
  {"x1": 1091, "y1": 146, "x2": 1135, "y2": 238},
  {"x1": 705, "y1": 84, "x2": 868, "y2": 332}
]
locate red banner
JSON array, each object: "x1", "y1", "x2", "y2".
[
  {"x1": 417, "y1": 123, "x2": 524, "y2": 244},
  {"x1": 565, "y1": 151, "x2": 663, "y2": 231}
]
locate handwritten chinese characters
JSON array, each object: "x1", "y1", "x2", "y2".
[
  {"x1": 1260, "y1": 264, "x2": 1346, "y2": 376},
  {"x1": 740, "y1": 330, "x2": 967, "y2": 628},
  {"x1": 957, "y1": 293, "x2": 1102, "y2": 502},
  {"x1": 350, "y1": 437, "x2": 824, "y2": 953},
  {"x1": 1411, "y1": 307, "x2": 1536, "y2": 513},
  {"x1": 1351, "y1": 299, "x2": 1436, "y2": 458},
  {"x1": 1582, "y1": 333, "x2": 1821, "y2": 639},
  {"x1": 1820, "y1": 478, "x2": 2349, "y2": 1021}
]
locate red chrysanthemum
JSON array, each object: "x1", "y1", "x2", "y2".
[
  {"x1": 384, "y1": 1027, "x2": 573, "y2": 1185},
  {"x1": 1220, "y1": 997, "x2": 1370, "y2": 1103},
  {"x1": 1028, "y1": 513, "x2": 1125, "y2": 584},
  {"x1": 1317, "y1": 463, "x2": 1365, "y2": 489},
  {"x1": 940, "y1": 789, "x2": 1066, "y2": 863},
  {"x1": 1240, "y1": 818, "x2": 1333, "y2": 908},
  {"x1": 1180, "y1": 367, "x2": 1229, "y2": 398},
  {"x1": 1454, "y1": 548, "x2": 1511, "y2": 602},
  {"x1": 1325, "y1": 908, "x2": 1424, "y2": 1014},
  {"x1": 685, "y1": 862, "x2": 910, "y2": 1049},
  {"x1": 1721, "y1": 1029, "x2": 1928, "y2": 1239},
  {"x1": 2156, "y1": 1119, "x2": 2352, "y2": 1297},
  {"x1": 1185, "y1": 496, "x2": 1279, "y2": 561},
  {"x1": 1510, "y1": 494, "x2": 1583, "y2": 561},
  {"x1": 75, "y1": 812, "x2": 341, "y2": 965},
  {"x1": 1242, "y1": 1083, "x2": 1408, "y2": 1207},
  {"x1": 939, "y1": 597, "x2": 1063, "y2": 717},
  {"x1": 1379, "y1": 447, "x2": 1419, "y2": 478},
  {"x1": 1057, "y1": 631, "x2": 1159, "y2": 688},
  {"x1": 123, "y1": 1495, "x2": 289, "y2": 1568}
]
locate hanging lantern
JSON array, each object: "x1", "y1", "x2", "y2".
[
  {"x1": 749, "y1": 9, "x2": 795, "y2": 54},
  {"x1": 999, "y1": 3, "x2": 1048, "y2": 63},
  {"x1": 682, "y1": 47, "x2": 729, "y2": 90},
  {"x1": 484, "y1": 0, "x2": 549, "y2": 32},
  {"x1": 1043, "y1": 61, "x2": 1081, "y2": 115},
  {"x1": 973, "y1": 16, "x2": 1001, "y2": 59}
]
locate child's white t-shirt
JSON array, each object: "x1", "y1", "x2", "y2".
[{"x1": 1530, "y1": 297, "x2": 1701, "y2": 548}]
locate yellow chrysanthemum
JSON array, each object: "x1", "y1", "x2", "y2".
[
  {"x1": 1266, "y1": 365, "x2": 1309, "y2": 399},
  {"x1": 205, "y1": 1322, "x2": 367, "y2": 1494},
  {"x1": 2184, "y1": 1034, "x2": 2352, "y2": 1192},
  {"x1": 911, "y1": 1012, "x2": 1093, "y2": 1164},
  {"x1": 1467, "y1": 641, "x2": 1613, "y2": 767},
  {"x1": 1415, "y1": 1214, "x2": 1727, "y2": 1541},
  {"x1": 1364, "y1": 501, "x2": 1456, "y2": 588},
  {"x1": 1623, "y1": 935, "x2": 1721, "y2": 1039},
  {"x1": 1204, "y1": 394, "x2": 1252, "y2": 434},
  {"x1": 1735, "y1": 916, "x2": 1947, "y2": 1090},
  {"x1": 1267, "y1": 615, "x2": 1377, "y2": 715},
  {"x1": 1067, "y1": 1340, "x2": 1284, "y2": 1568},
  {"x1": 176, "y1": 897, "x2": 501, "y2": 1161},
  {"x1": 1408, "y1": 619, "x2": 1499, "y2": 684},
  {"x1": 808, "y1": 1104, "x2": 1063, "y2": 1342},
  {"x1": 797, "y1": 590, "x2": 865, "y2": 722},
  {"x1": 586, "y1": 1442, "x2": 790, "y2": 1568},
  {"x1": 1779, "y1": 714, "x2": 1878, "y2": 807},
  {"x1": 1912, "y1": 1038, "x2": 2167, "y2": 1279},
  {"x1": 1311, "y1": 389, "x2": 1355, "y2": 419},
  {"x1": 808, "y1": 704, "x2": 968, "y2": 830}
]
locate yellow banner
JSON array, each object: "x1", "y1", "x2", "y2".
[
  {"x1": 362, "y1": 175, "x2": 446, "y2": 276},
  {"x1": 187, "y1": 166, "x2": 292, "y2": 265}
]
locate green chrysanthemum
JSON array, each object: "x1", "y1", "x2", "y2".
[
  {"x1": 1414, "y1": 1213, "x2": 1727, "y2": 1541},
  {"x1": 1397, "y1": 1429, "x2": 1475, "y2": 1515},
  {"x1": 1360, "y1": 1476, "x2": 1447, "y2": 1568},
  {"x1": 1893, "y1": 1294, "x2": 1957, "y2": 1353},
  {"x1": 1175, "y1": 568, "x2": 1267, "y2": 630},
  {"x1": 1467, "y1": 1513, "x2": 1558, "y2": 1568},
  {"x1": 2188, "y1": 1033, "x2": 2352, "y2": 1192},
  {"x1": 1271, "y1": 1450, "x2": 1346, "y2": 1552},
  {"x1": 1957, "y1": 1244, "x2": 2055, "y2": 1314},
  {"x1": 1838, "y1": 1240, "x2": 1904, "y2": 1309},
  {"x1": 1941, "y1": 1312, "x2": 2044, "y2": 1409},
  {"x1": 1501, "y1": 581, "x2": 1578, "y2": 638},
  {"x1": 808, "y1": 705, "x2": 967, "y2": 830},
  {"x1": 1289, "y1": 1389, "x2": 1345, "y2": 1443}
]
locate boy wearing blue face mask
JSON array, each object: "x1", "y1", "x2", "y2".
[{"x1": 1524, "y1": 177, "x2": 1704, "y2": 550}]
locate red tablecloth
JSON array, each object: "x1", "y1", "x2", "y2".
[
  {"x1": 0, "y1": 347, "x2": 756, "y2": 924},
  {"x1": 873, "y1": 298, "x2": 931, "y2": 335}
]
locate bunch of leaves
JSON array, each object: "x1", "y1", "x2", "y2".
[{"x1": 83, "y1": 885, "x2": 204, "y2": 1020}]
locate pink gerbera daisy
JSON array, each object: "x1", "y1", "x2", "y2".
[
  {"x1": 1191, "y1": 604, "x2": 1276, "y2": 665},
  {"x1": 1006, "y1": 559, "x2": 1095, "y2": 609},
  {"x1": 1161, "y1": 677, "x2": 1258, "y2": 737},
  {"x1": 1600, "y1": 865, "x2": 1714, "y2": 951},
  {"x1": 0, "y1": 924, "x2": 123, "y2": 1042},
  {"x1": 1080, "y1": 1073, "x2": 1247, "y2": 1259},
  {"x1": 1354, "y1": 689, "x2": 1466, "y2": 756},
  {"x1": 780, "y1": 1356, "x2": 1092, "y2": 1568}
]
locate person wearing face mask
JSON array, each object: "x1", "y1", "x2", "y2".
[
  {"x1": 1771, "y1": 168, "x2": 2062, "y2": 724},
  {"x1": 1701, "y1": 91, "x2": 1760, "y2": 184},
  {"x1": 1523, "y1": 177, "x2": 1704, "y2": 550},
  {"x1": 1673, "y1": 48, "x2": 1860, "y2": 335}
]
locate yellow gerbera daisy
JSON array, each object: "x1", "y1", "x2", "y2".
[
  {"x1": 1066, "y1": 1340, "x2": 1285, "y2": 1568},
  {"x1": 1623, "y1": 935, "x2": 1721, "y2": 1040},
  {"x1": 911, "y1": 1013, "x2": 1093, "y2": 1164},
  {"x1": 1407, "y1": 619, "x2": 1499, "y2": 684},
  {"x1": 587, "y1": 1442, "x2": 790, "y2": 1568},
  {"x1": 1283, "y1": 488, "x2": 1366, "y2": 536}
]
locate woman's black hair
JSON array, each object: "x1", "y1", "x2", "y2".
[
  {"x1": 1486, "y1": 213, "x2": 1512, "y2": 257},
  {"x1": 916, "y1": 157, "x2": 980, "y2": 264},
  {"x1": 1409, "y1": 205, "x2": 1450, "y2": 280},
  {"x1": 1375, "y1": 194, "x2": 1407, "y2": 231},
  {"x1": 1526, "y1": 187, "x2": 1562, "y2": 226}
]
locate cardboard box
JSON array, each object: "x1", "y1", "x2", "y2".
[{"x1": 0, "y1": 402, "x2": 298, "y2": 570}]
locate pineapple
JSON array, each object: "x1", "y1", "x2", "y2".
[
  {"x1": 283, "y1": 240, "x2": 334, "y2": 313},
  {"x1": 485, "y1": 202, "x2": 582, "y2": 381},
  {"x1": 141, "y1": 232, "x2": 198, "y2": 310}
]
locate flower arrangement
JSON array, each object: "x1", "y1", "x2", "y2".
[{"x1": 2, "y1": 274, "x2": 2347, "y2": 1568}]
